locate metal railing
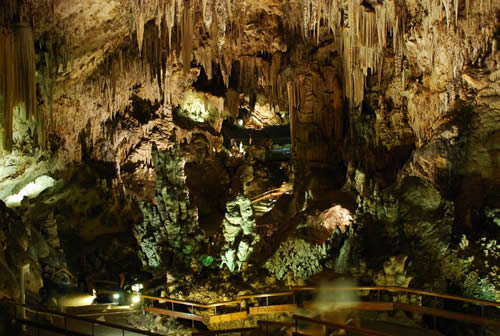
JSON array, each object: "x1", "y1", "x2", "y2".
[
  {"x1": 291, "y1": 314, "x2": 393, "y2": 336},
  {"x1": 192, "y1": 315, "x2": 393, "y2": 336},
  {"x1": 3, "y1": 301, "x2": 164, "y2": 336},
  {"x1": 141, "y1": 285, "x2": 500, "y2": 328}
]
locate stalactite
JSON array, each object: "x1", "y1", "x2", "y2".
[
  {"x1": 287, "y1": 81, "x2": 295, "y2": 151},
  {"x1": 119, "y1": 49, "x2": 124, "y2": 74},
  {"x1": 14, "y1": 25, "x2": 36, "y2": 122},
  {"x1": 166, "y1": 0, "x2": 176, "y2": 50},
  {"x1": 196, "y1": 46, "x2": 213, "y2": 80},
  {"x1": 0, "y1": 25, "x2": 37, "y2": 151},
  {"x1": 0, "y1": 29, "x2": 15, "y2": 151},
  {"x1": 442, "y1": 0, "x2": 450, "y2": 30},
  {"x1": 181, "y1": 2, "x2": 193, "y2": 73},
  {"x1": 226, "y1": 0, "x2": 232, "y2": 21},
  {"x1": 202, "y1": 0, "x2": 207, "y2": 23},
  {"x1": 164, "y1": 64, "x2": 172, "y2": 106},
  {"x1": 270, "y1": 53, "x2": 281, "y2": 101},
  {"x1": 221, "y1": 54, "x2": 232, "y2": 88},
  {"x1": 137, "y1": 12, "x2": 145, "y2": 54},
  {"x1": 226, "y1": 89, "x2": 239, "y2": 119},
  {"x1": 123, "y1": 0, "x2": 416, "y2": 111},
  {"x1": 316, "y1": 0, "x2": 322, "y2": 44}
]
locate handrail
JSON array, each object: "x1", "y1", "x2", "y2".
[
  {"x1": 192, "y1": 327, "x2": 259, "y2": 335},
  {"x1": 5, "y1": 283, "x2": 498, "y2": 334},
  {"x1": 3, "y1": 301, "x2": 164, "y2": 336},
  {"x1": 251, "y1": 183, "x2": 293, "y2": 204},
  {"x1": 293, "y1": 314, "x2": 393, "y2": 336},
  {"x1": 76, "y1": 309, "x2": 142, "y2": 317},
  {"x1": 142, "y1": 291, "x2": 294, "y2": 309},
  {"x1": 141, "y1": 295, "x2": 242, "y2": 308},
  {"x1": 257, "y1": 320, "x2": 296, "y2": 327},
  {"x1": 16, "y1": 318, "x2": 89, "y2": 336},
  {"x1": 292, "y1": 286, "x2": 500, "y2": 308},
  {"x1": 144, "y1": 286, "x2": 500, "y2": 310},
  {"x1": 393, "y1": 303, "x2": 500, "y2": 327},
  {"x1": 141, "y1": 285, "x2": 500, "y2": 329},
  {"x1": 236, "y1": 291, "x2": 295, "y2": 300}
]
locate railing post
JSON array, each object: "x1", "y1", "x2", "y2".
[
  {"x1": 266, "y1": 297, "x2": 269, "y2": 306},
  {"x1": 92, "y1": 322, "x2": 95, "y2": 336},
  {"x1": 191, "y1": 305, "x2": 194, "y2": 328}
]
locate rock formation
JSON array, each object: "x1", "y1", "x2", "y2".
[{"x1": 0, "y1": 0, "x2": 499, "y2": 334}]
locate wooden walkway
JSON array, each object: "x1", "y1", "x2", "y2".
[
  {"x1": 2, "y1": 285, "x2": 499, "y2": 335},
  {"x1": 1, "y1": 301, "x2": 163, "y2": 336},
  {"x1": 139, "y1": 285, "x2": 500, "y2": 330}
]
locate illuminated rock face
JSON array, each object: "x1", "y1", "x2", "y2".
[
  {"x1": 0, "y1": 1, "x2": 498, "y2": 320},
  {"x1": 220, "y1": 195, "x2": 259, "y2": 272},
  {"x1": 135, "y1": 148, "x2": 199, "y2": 273}
]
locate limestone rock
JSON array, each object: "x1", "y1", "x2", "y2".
[
  {"x1": 265, "y1": 238, "x2": 328, "y2": 281},
  {"x1": 41, "y1": 211, "x2": 60, "y2": 248},
  {"x1": 374, "y1": 256, "x2": 414, "y2": 288},
  {"x1": 220, "y1": 195, "x2": 259, "y2": 272}
]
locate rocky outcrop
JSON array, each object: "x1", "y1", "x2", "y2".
[
  {"x1": 220, "y1": 195, "x2": 259, "y2": 272},
  {"x1": 135, "y1": 148, "x2": 200, "y2": 273},
  {"x1": 0, "y1": 202, "x2": 44, "y2": 299},
  {"x1": 353, "y1": 177, "x2": 454, "y2": 288},
  {"x1": 265, "y1": 237, "x2": 329, "y2": 281}
]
